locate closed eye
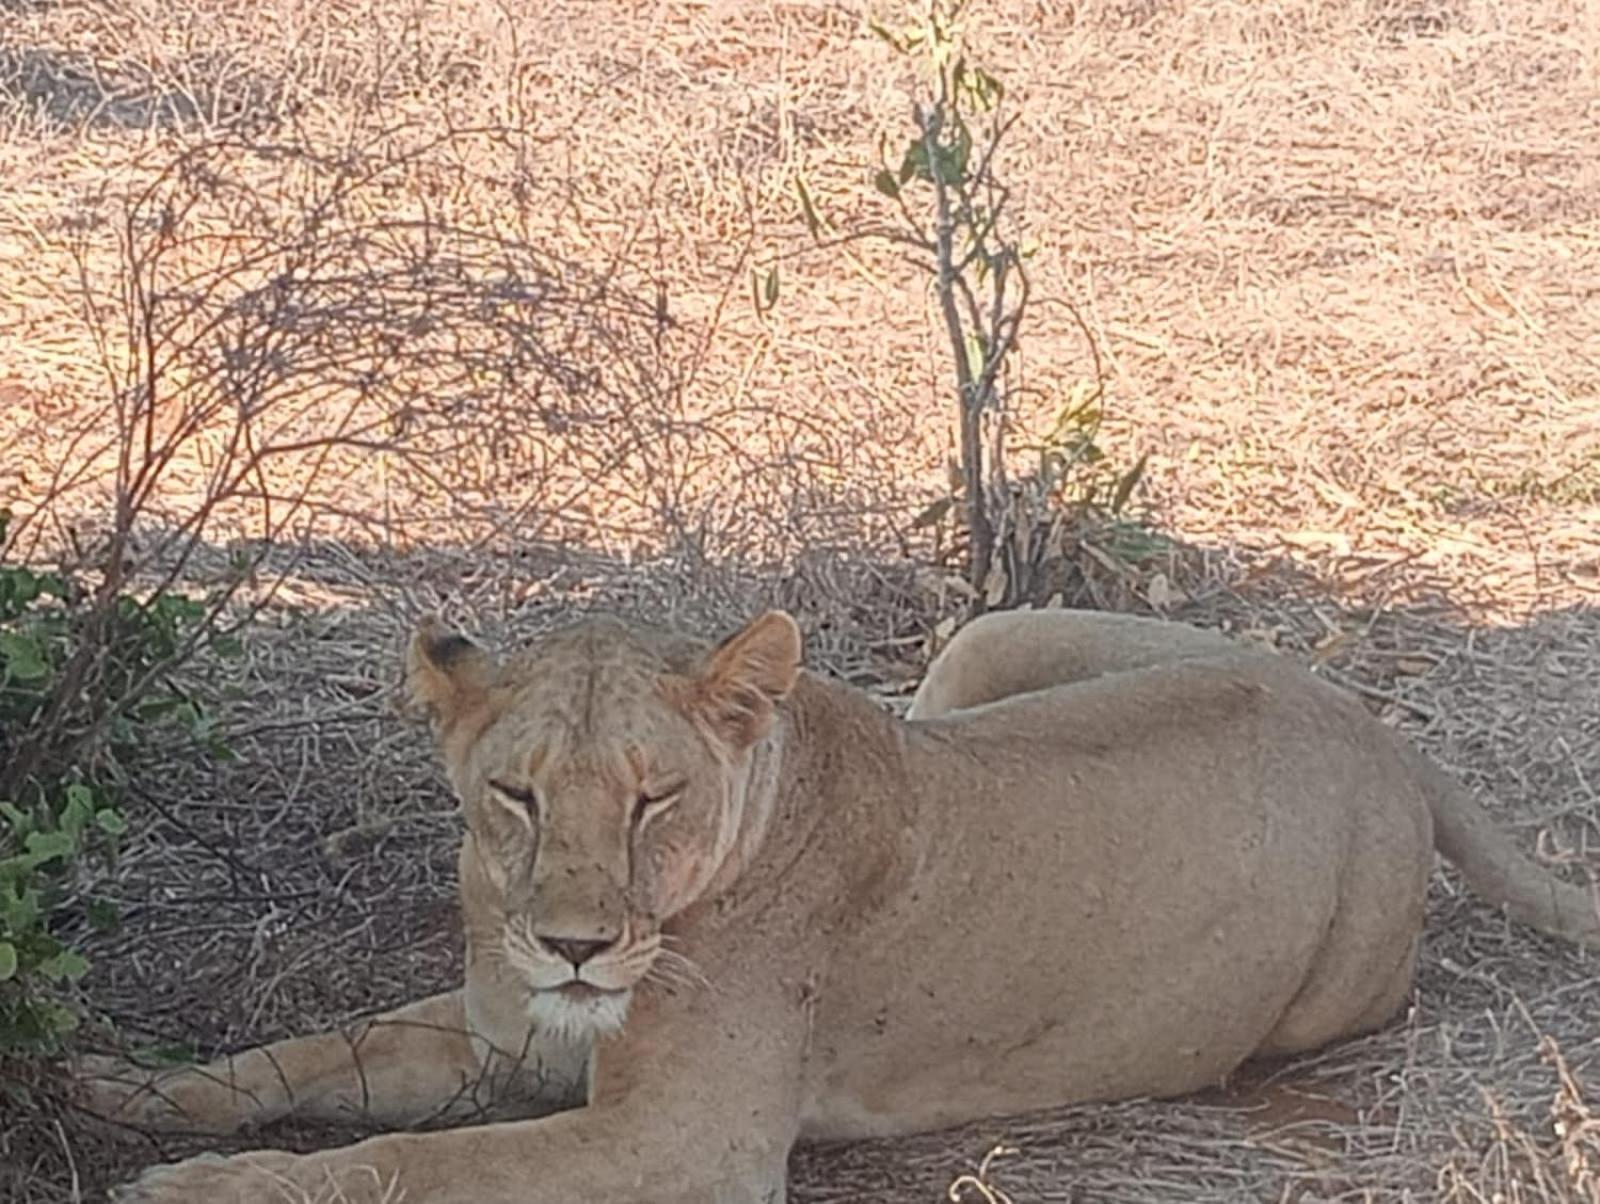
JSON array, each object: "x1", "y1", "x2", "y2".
[
  {"x1": 488, "y1": 779, "x2": 540, "y2": 810},
  {"x1": 634, "y1": 784, "x2": 685, "y2": 828}
]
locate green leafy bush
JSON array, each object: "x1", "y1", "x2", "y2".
[{"x1": 0, "y1": 507, "x2": 229, "y2": 1057}]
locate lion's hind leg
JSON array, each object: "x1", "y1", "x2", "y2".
[
  {"x1": 1257, "y1": 794, "x2": 1431, "y2": 1058},
  {"x1": 909, "y1": 610, "x2": 1243, "y2": 718}
]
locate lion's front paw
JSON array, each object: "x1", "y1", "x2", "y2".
[
  {"x1": 72, "y1": 1055, "x2": 254, "y2": 1136},
  {"x1": 112, "y1": 1149, "x2": 404, "y2": 1204},
  {"x1": 71, "y1": 1055, "x2": 185, "y2": 1133},
  {"x1": 110, "y1": 1149, "x2": 307, "y2": 1204}
]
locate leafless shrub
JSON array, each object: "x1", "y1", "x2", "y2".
[{"x1": 7, "y1": 119, "x2": 722, "y2": 564}]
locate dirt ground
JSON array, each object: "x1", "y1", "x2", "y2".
[{"x1": 1, "y1": 0, "x2": 1598, "y2": 1200}]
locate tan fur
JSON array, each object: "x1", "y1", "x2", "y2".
[{"x1": 92, "y1": 608, "x2": 1599, "y2": 1203}]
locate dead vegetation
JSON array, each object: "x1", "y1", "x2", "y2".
[{"x1": 1, "y1": 0, "x2": 1597, "y2": 1200}]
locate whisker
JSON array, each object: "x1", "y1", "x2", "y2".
[
  {"x1": 641, "y1": 963, "x2": 692, "y2": 994},
  {"x1": 653, "y1": 948, "x2": 713, "y2": 992}
]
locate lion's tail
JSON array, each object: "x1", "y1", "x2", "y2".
[{"x1": 1408, "y1": 745, "x2": 1600, "y2": 949}]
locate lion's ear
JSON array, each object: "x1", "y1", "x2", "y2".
[
  {"x1": 691, "y1": 610, "x2": 802, "y2": 748},
  {"x1": 407, "y1": 615, "x2": 495, "y2": 727}
]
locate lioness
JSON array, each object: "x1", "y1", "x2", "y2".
[{"x1": 92, "y1": 608, "x2": 1599, "y2": 1203}]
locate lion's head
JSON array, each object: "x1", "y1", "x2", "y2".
[{"x1": 406, "y1": 611, "x2": 802, "y2": 1039}]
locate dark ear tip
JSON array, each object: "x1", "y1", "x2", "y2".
[
  {"x1": 411, "y1": 615, "x2": 482, "y2": 669},
  {"x1": 429, "y1": 632, "x2": 482, "y2": 668}
]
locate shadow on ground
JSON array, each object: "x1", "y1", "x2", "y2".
[
  {"x1": 1, "y1": 527, "x2": 1596, "y2": 1203},
  {"x1": 0, "y1": 43, "x2": 279, "y2": 132}
]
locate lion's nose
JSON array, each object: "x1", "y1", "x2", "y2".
[{"x1": 539, "y1": 935, "x2": 616, "y2": 967}]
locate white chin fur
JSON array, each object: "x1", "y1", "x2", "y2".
[{"x1": 528, "y1": 987, "x2": 633, "y2": 1041}]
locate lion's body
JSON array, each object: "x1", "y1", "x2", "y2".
[
  {"x1": 95, "y1": 609, "x2": 1599, "y2": 1204},
  {"x1": 802, "y1": 615, "x2": 1434, "y2": 1136}
]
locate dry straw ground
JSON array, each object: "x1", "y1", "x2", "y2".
[{"x1": 1, "y1": 0, "x2": 1598, "y2": 1200}]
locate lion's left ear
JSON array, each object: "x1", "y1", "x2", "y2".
[
  {"x1": 407, "y1": 615, "x2": 496, "y2": 729},
  {"x1": 692, "y1": 610, "x2": 802, "y2": 748}
]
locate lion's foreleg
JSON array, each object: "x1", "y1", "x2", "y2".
[
  {"x1": 78, "y1": 988, "x2": 570, "y2": 1136},
  {"x1": 111, "y1": 975, "x2": 807, "y2": 1203}
]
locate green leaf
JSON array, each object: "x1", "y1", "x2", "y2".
[
  {"x1": 763, "y1": 268, "x2": 779, "y2": 307},
  {"x1": 942, "y1": 124, "x2": 973, "y2": 183},
  {"x1": 867, "y1": 20, "x2": 909, "y2": 53},
  {"x1": 1064, "y1": 401, "x2": 1101, "y2": 429},
  {"x1": 0, "y1": 801, "x2": 30, "y2": 836},
  {"x1": 1110, "y1": 452, "x2": 1150, "y2": 514},
  {"x1": 147, "y1": 593, "x2": 203, "y2": 628},
  {"x1": 5, "y1": 569, "x2": 38, "y2": 606},
  {"x1": 0, "y1": 941, "x2": 16, "y2": 981},
  {"x1": 965, "y1": 331, "x2": 989, "y2": 372},
  {"x1": 902, "y1": 140, "x2": 931, "y2": 183},
  {"x1": 95, "y1": 808, "x2": 127, "y2": 837},
  {"x1": 88, "y1": 897, "x2": 120, "y2": 932},
  {"x1": 796, "y1": 177, "x2": 824, "y2": 240},
  {"x1": 964, "y1": 66, "x2": 1005, "y2": 112},
  {"x1": 911, "y1": 497, "x2": 956, "y2": 529},
  {"x1": 41, "y1": 1001, "x2": 79, "y2": 1036},
  {"x1": 23, "y1": 830, "x2": 74, "y2": 865},
  {"x1": 61, "y1": 784, "x2": 93, "y2": 842},
  {"x1": 873, "y1": 169, "x2": 901, "y2": 199},
  {"x1": 36, "y1": 949, "x2": 89, "y2": 983},
  {"x1": 136, "y1": 696, "x2": 186, "y2": 721},
  {"x1": 130, "y1": 1041, "x2": 198, "y2": 1069},
  {"x1": 0, "y1": 882, "x2": 41, "y2": 928},
  {"x1": 0, "y1": 632, "x2": 49, "y2": 681}
]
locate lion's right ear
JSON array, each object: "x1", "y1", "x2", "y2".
[{"x1": 407, "y1": 616, "x2": 495, "y2": 727}]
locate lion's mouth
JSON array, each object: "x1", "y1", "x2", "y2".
[
  {"x1": 553, "y1": 981, "x2": 625, "y2": 1002},
  {"x1": 527, "y1": 978, "x2": 635, "y2": 1039}
]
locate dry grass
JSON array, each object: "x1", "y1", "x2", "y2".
[{"x1": 1, "y1": 0, "x2": 1598, "y2": 1201}]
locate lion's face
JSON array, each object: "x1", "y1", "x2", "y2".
[{"x1": 408, "y1": 612, "x2": 801, "y2": 1040}]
